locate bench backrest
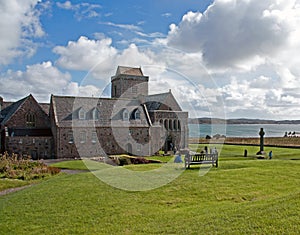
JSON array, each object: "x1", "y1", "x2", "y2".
[{"x1": 188, "y1": 153, "x2": 218, "y2": 162}]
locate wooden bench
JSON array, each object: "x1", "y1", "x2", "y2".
[{"x1": 184, "y1": 153, "x2": 218, "y2": 168}]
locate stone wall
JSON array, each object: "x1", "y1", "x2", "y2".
[
  {"x1": 111, "y1": 76, "x2": 149, "y2": 99},
  {"x1": 149, "y1": 110, "x2": 189, "y2": 150},
  {"x1": 6, "y1": 96, "x2": 50, "y2": 128},
  {"x1": 6, "y1": 136, "x2": 54, "y2": 159},
  {"x1": 55, "y1": 126, "x2": 153, "y2": 158}
]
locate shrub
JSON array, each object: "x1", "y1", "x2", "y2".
[
  {"x1": 132, "y1": 157, "x2": 150, "y2": 164},
  {"x1": 205, "y1": 135, "x2": 211, "y2": 139},
  {"x1": 0, "y1": 152, "x2": 61, "y2": 180}
]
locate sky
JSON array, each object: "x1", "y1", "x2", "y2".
[{"x1": 1, "y1": 0, "x2": 300, "y2": 120}]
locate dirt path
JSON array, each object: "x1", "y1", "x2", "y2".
[
  {"x1": 0, "y1": 166, "x2": 88, "y2": 197},
  {"x1": 0, "y1": 185, "x2": 33, "y2": 196}
]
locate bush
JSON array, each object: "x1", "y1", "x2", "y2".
[
  {"x1": 205, "y1": 135, "x2": 211, "y2": 139},
  {"x1": 132, "y1": 157, "x2": 150, "y2": 164},
  {"x1": 0, "y1": 152, "x2": 61, "y2": 180}
]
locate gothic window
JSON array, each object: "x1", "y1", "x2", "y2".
[
  {"x1": 79, "y1": 108, "x2": 86, "y2": 120},
  {"x1": 174, "y1": 120, "x2": 177, "y2": 130},
  {"x1": 26, "y1": 113, "x2": 36, "y2": 127},
  {"x1": 169, "y1": 119, "x2": 173, "y2": 130},
  {"x1": 164, "y1": 119, "x2": 168, "y2": 130},
  {"x1": 178, "y1": 120, "x2": 181, "y2": 130}
]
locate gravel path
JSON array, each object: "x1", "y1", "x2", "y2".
[
  {"x1": 0, "y1": 185, "x2": 33, "y2": 196},
  {"x1": 0, "y1": 160, "x2": 88, "y2": 196}
]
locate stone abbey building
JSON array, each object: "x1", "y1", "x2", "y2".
[{"x1": 0, "y1": 66, "x2": 188, "y2": 159}]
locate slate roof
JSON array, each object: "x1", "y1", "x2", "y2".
[
  {"x1": 144, "y1": 91, "x2": 182, "y2": 112},
  {"x1": 39, "y1": 103, "x2": 50, "y2": 115},
  {"x1": 144, "y1": 92, "x2": 170, "y2": 110},
  {"x1": 2, "y1": 102, "x2": 14, "y2": 109},
  {"x1": 116, "y1": 66, "x2": 143, "y2": 76},
  {"x1": 0, "y1": 94, "x2": 50, "y2": 126},
  {"x1": 51, "y1": 95, "x2": 151, "y2": 127},
  {"x1": 0, "y1": 96, "x2": 28, "y2": 125}
]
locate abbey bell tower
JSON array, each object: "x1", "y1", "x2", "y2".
[{"x1": 111, "y1": 66, "x2": 149, "y2": 99}]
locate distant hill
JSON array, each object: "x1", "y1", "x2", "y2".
[{"x1": 189, "y1": 118, "x2": 300, "y2": 125}]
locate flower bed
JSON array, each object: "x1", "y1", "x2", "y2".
[{"x1": 0, "y1": 152, "x2": 61, "y2": 180}]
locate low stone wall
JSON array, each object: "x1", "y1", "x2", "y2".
[{"x1": 189, "y1": 137, "x2": 300, "y2": 148}]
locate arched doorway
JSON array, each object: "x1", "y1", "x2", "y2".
[
  {"x1": 164, "y1": 135, "x2": 173, "y2": 152},
  {"x1": 126, "y1": 143, "x2": 132, "y2": 155}
]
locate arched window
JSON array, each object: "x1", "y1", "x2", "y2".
[
  {"x1": 123, "y1": 109, "x2": 129, "y2": 121},
  {"x1": 174, "y1": 120, "x2": 177, "y2": 130},
  {"x1": 164, "y1": 119, "x2": 168, "y2": 130},
  {"x1": 26, "y1": 113, "x2": 35, "y2": 127},
  {"x1": 169, "y1": 119, "x2": 173, "y2": 130},
  {"x1": 79, "y1": 108, "x2": 86, "y2": 120},
  {"x1": 178, "y1": 120, "x2": 181, "y2": 130}
]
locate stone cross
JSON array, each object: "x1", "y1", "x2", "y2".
[{"x1": 259, "y1": 128, "x2": 265, "y2": 152}]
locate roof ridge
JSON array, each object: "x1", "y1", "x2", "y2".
[
  {"x1": 146, "y1": 92, "x2": 170, "y2": 97},
  {"x1": 116, "y1": 65, "x2": 143, "y2": 76},
  {"x1": 0, "y1": 95, "x2": 29, "y2": 125}
]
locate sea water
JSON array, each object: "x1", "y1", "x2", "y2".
[{"x1": 189, "y1": 124, "x2": 300, "y2": 138}]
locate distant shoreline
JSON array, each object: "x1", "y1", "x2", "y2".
[
  {"x1": 189, "y1": 137, "x2": 300, "y2": 148},
  {"x1": 189, "y1": 118, "x2": 300, "y2": 125}
]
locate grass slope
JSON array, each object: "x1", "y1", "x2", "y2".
[{"x1": 0, "y1": 156, "x2": 299, "y2": 234}]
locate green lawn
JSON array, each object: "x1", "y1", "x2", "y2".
[
  {"x1": 190, "y1": 143, "x2": 300, "y2": 160},
  {"x1": 0, "y1": 179, "x2": 31, "y2": 192},
  {"x1": 0, "y1": 145, "x2": 299, "y2": 234}
]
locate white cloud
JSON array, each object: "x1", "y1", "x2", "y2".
[
  {"x1": 0, "y1": 61, "x2": 69, "y2": 101},
  {"x1": 166, "y1": 0, "x2": 299, "y2": 70},
  {"x1": 53, "y1": 36, "x2": 118, "y2": 73},
  {"x1": 3, "y1": 0, "x2": 300, "y2": 120},
  {"x1": 0, "y1": 61, "x2": 100, "y2": 102},
  {"x1": 53, "y1": 36, "x2": 158, "y2": 82},
  {"x1": 62, "y1": 83, "x2": 101, "y2": 97},
  {"x1": 250, "y1": 75, "x2": 273, "y2": 89},
  {"x1": 215, "y1": 72, "x2": 300, "y2": 119},
  {"x1": 56, "y1": 1, "x2": 101, "y2": 20},
  {"x1": 56, "y1": 1, "x2": 73, "y2": 10},
  {"x1": 101, "y1": 21, "x2": 142, "y2": 31},
  {"x1": 0, "y1": 0, "x2": 44, "y2": 65},
  {"x1": 117, "y1": 44, "x2": 156, "y2": 67},
  {"x1": 162, "y1": 13, "x2": 172, "y2": 18},
  {"x1": 158, "y1": 0, "x2": 300, "y2": 119},
  {"x1": 136, "y1": 31, "x2": 165, "y2": 38}
]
